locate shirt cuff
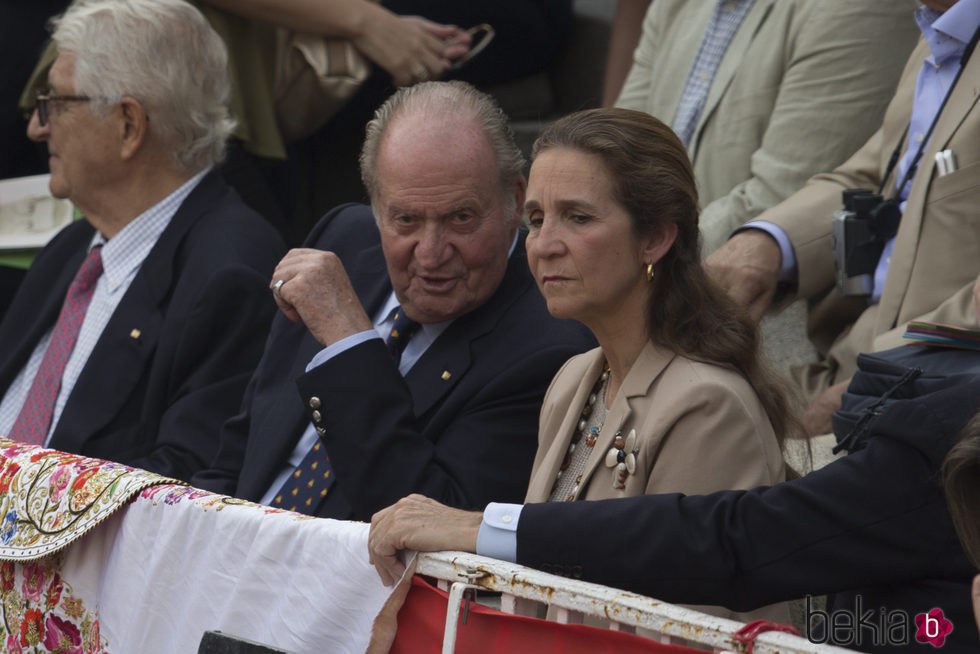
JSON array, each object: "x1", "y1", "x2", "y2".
[
  {"x1": 737, "y1": 221, "x2": 797, "y2": 285},
  {"x1": 476, "y1": 502, "x2": 522, "y2": 562},
  {"x1": 307, "y1": 330, "x2": 382, "y2": 372}
]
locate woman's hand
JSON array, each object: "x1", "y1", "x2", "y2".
[
  {"x1": 354, "y1": 10, "x2": 471, "y2": 86},
  {"x1": 198, "y1": 0, "x2": 471, "y2": 86}
]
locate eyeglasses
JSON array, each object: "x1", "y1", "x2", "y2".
[{"x1": 34, "y1": 89, "x2": 94, "y2": 127}]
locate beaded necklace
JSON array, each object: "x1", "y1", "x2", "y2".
[{"x1": 548, "y1": 363, "x2": 611, "y2": 502}]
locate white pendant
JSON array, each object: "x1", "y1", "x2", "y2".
[{"x1": 625, "y1": 429, "x2": 637, "y2": 452}]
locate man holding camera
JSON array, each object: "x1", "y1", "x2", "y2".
[{"x1": 706, "y1": 0, "x2": 980, "y2": 436}]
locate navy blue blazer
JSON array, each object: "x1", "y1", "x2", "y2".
[
  {"x1": 193, "y1": 203, "x2": 595, "y2": 521},
  {"x1": 518, "y1": 380, "x2": 980, "y2": 653},
  {"x1": 0, "y1": 172, "x2": 284, "y2": 481}
]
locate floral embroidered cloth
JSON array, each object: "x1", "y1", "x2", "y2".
[
  {"x1": 0, "y1": 439, "x2": 176, "y2": 560},
  {"x1": 0, "y1": 441, "x2": 397, "y2": 653}
]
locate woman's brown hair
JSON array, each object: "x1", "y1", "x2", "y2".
[
  {"x1": 532, "y1": 107, "x2": 799, "y2": 444},
  {"x1": 943, "y1": 409, "x2": 980, "y2": 568}
]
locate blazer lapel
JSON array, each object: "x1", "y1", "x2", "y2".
[
  {"x1": 876, "y1": 46, "x2": 980, "y2": 331},
  {"x1": 578, "y1": 343, "x2": 675, "y2": 496},
  {"x1": 523, "y1": 350, "x2": 606, "y2": 503},
  {"x1": 690, "y1": 0, "x2": 775, "y2": 157}
]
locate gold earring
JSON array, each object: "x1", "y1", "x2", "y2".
[{"x1": 646, "y1": 263, "x2": 654, "y2": 282}]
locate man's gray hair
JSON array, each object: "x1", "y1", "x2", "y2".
[
  {"x1": 359, "y1": 81, "x2": 525, "y2": 212},
  {"x1": 52, "y1": 0, "x2": 235, "y2": 172}
]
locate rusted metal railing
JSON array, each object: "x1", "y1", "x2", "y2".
[{"x1": 416, "y1": 551, "x2": 857, "y2": 654}]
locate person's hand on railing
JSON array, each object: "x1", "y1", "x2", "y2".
[{"x1": 369, "y1": 494, "x2": 481, "y2": 586}]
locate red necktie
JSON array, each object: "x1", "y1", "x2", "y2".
[{"x1": 9, "y1": 245, "x2": 103, "y2": 445}]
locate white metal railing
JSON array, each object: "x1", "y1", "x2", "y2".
[{"x1": 416, "y1": 551, "x2": 858, "y2": 654}]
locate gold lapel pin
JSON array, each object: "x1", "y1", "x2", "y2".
[
  {"x1": 441, "y1": 370, "x2": 451, "y2": 381},
  {"x1": 130, "y1": 329, "x2": 141, "y2": 339}
]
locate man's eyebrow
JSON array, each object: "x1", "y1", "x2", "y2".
[
  {"x1": 383, "y1": 205, "x2": 415, "y2": 217},
  {"x1": 439, "y1": 204, "x2": 481, "y2": 217}
]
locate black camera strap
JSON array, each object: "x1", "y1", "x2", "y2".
[{"x1": 876, "y1": 23, "x2": 980, "y2": 198}]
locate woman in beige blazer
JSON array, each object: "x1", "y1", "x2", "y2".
[{"x1": 523, "y1": 108, "x2": 795, "y2": 621}]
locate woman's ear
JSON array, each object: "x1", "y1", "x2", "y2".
[{"x1": 642, "y1": 222, "x2": 678, "y2": 266}]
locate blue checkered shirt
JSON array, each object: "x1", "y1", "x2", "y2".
[{"x1": 672, "y1": 0, "x2": 756, "y2": 148}]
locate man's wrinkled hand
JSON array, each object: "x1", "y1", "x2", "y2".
[
  {"x1": 705, "y1": 230, "x2": 783, "y2": 324},
  {"x1": 270, "y1": 248, "x2": 374, "y2": 346},
  {"x1": 369, "y1": 494, "x2": 482, "y2": 587},
  {"x1": 802, "y1": 378, "x2": 851, "y2": 437}
]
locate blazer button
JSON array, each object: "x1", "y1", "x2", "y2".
[
  {"x1": 309, "y1": 396, "x2": 321, "y2": 409},
  {"x1": 312, "y1": 410, "x2": 322, "y2": 423},
  {"x1": 316, "y1": 426, "x2": 326, "y2": 436}
]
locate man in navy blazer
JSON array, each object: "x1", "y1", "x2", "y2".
[
  {"x1": 0, "y1": 0, "x2": 284, "y2": 481},
  {"x1": 192, "y1": 81, "x2": 593, "y2": 521}
]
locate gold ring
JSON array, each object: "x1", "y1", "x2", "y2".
[{"x1": 272, "y1": 279, "x2": 285, "y2": 301}]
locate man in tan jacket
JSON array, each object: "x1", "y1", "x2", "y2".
[
  {"x1": 707, "y1": 0, "x2": 980, "y2": 435},
  {"x1": 616, "y1": 0, "x2": 919, "y2": 254}
]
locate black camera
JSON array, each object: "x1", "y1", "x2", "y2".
[{"x1": 831, "y1": 190, "x2": 900, "y2": 297}]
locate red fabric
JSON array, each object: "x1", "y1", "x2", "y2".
[
  {"x1": 391, "y1": 576, "x2": 705, "y2": 654},
  {"x1": 733, "y1": 619, "x2": 801, "y2": 654}
]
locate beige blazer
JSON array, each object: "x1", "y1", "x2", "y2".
[
  {"x1": 756, "y1": 37, "x2": 980, "y2": 400},
  {"x1": 526, "y1": 343, "x2": 785, "y2": 503},
  {"x1": 616, "y1": 0, "x2": 920, "y2": 254},
  {"x1": 525, "y1": 343, "x2": 787, "y2": 621}
]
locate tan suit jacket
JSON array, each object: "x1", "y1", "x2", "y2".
[
  {"x1": 525, "y1": 343, "x2": 787, "y2": 621},
  {"x1": 756, "y1": 38, "x2": 980, "y2": 400},
  {"x1": 617, "y1": 0, "x2": 920, "y2": 254}
]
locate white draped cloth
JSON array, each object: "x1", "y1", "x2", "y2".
[{"x1": 0, "y1": 440, "x2": 395, "y2": 654}]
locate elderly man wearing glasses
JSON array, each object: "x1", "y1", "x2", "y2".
[{"x1": 0, "y1": 0, "x2": 284, "y2": 481}]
